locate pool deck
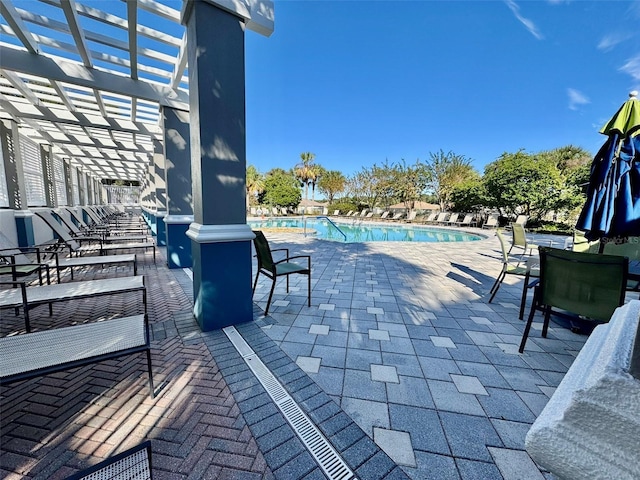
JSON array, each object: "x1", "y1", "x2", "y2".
[{"x1": 1, "y1": 225, "x2": 597, "y2": 479}]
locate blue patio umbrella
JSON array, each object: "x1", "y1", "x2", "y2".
[{"x1": 576, "y1": 91, "x2": 640, "y2": 242}]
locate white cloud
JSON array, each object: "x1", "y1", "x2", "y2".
[
  {"x1": 620, "y1": 55, "x2": 640, "y2": 81},
  {"x1": 598, "y1": 33, "x2": 633, "y2": 52},
  {"x1": 567, "y1": 88, "x2": 590, "y2": 111},
  {"x1": 504, "y1": 0, "x2": 544, "y2": 40}
]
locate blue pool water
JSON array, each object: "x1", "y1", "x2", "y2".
[{"x1": 248, "y1": 218, "x2": 484, "y2": 243}]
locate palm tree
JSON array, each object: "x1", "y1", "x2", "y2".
[
  {"x1": 294, "y1": 152, "x2": 316, "y2": 202},
  {"x1": 246, "y1": 165, "x2": 264, "y2": 212}
]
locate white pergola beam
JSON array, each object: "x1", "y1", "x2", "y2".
[
  {"x1": 0, "y1": 46, "x2": 189, "y2": 109},
  {"x1": 0, "y1": 0, "x2": 39, "y2": 54}
]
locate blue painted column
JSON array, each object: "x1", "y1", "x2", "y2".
[
  {"x1": 162, "y1": 106, "x2": 193, "y2": 268},
  {"x1": 183, "y1": 1, "x2": 255, "y2": 331},
  {"x1": 0, "y1": 119, "x2": 34, "y2": 247},
  {"x1": 152, "y1": 139, "x2": 167, "y2": 246}
]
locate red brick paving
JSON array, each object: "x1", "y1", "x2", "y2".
[{"x1": 0, "y1": 248, "x2": 274, "y2": 479}]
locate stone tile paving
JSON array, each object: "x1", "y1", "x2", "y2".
[
  {"x1": 1, "y1": 226, "x2": 605, "y2": 480},
  {"x1": 252, "y1": 227, "x2": 597, "y2": 480}
]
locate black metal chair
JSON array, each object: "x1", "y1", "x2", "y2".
[
  {"x1": 519, "y1": 247, "x2": 628, "y2": 353},
  {"x1": 252, "y1": 230, "x2": 311, "y2": 315}
]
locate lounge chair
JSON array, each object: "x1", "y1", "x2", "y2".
[
  {"x1": 443, "y1": 213, "x2": 460, "y2": 226},
  {"x1": 488, "y1": 230, "x2": 539, "y2": 320},
  {"x1": 434, "y1": 212, "x2": 449, "y2": 224},
  {"x1": 380, "y1": 211, "x2": 390, "y2": 220},
  {"x1": 365, "y1": 211, "x2": 374, "y2": 218},
  {"x1": 482, "y1": 214, "x2": 499, "y2": 229},
  {"x1": 455, "y1": 214, "x2": 477, "y2": 228},
  {"x1": 519, "y1": 247, "x2": 627, "y2": 352},
  {"x1": 332, "y1": 210, "x2": 340, "y2": 216},
  {"x1": 252, "y1": 230, "x2": 311, "y2": 315},
  {"x1": 344, "y1": 210, "x2": 354, "y2": 217},
  {"x1": 390, "y1": 212, "x2": 404, "y2": 221},
  {"x1": 0, "y1": 315, "x2": 154, "y2": 397},
  {"x1": 61, "y1": 208, "x2": 148, "y2": 236},
  {"x1": 422, "y1": 212, "x2": 438, "y2": 224},
  {"x1": 0, "y1": 275, "x2": 147, "y2": 332},
  {"x1": 34, "y1": 210, "x2": 156, "y2": 262},
  {"x1": 63, "y1": 440, "x2": 153, "y2": 479},
  {"x1": 405, "y1": 211, "x2": 418, "y2": 223}
]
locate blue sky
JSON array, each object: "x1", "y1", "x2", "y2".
[{"x1": 245, "y1": 0, "x2": 640, "y2": 177}]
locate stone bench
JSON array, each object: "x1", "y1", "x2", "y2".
[{"x1": 525, "y1": 300, "x2": 640, "y2": 480}]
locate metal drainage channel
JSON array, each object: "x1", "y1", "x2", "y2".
[{"x1": 223, "y1": 326, "x2": 356, "y2": 480}]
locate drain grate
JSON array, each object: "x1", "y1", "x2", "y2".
[{"x1": 223, "y1": 326, "x2": 356, "y2": 480}]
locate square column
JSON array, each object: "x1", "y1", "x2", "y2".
[
  {"x1": 183, "y1": 1, "x2": 254, "y2": 331},
  {"x1": 153, "y1": 139, "x2": 167, "y2": 246},
  {"x1": 1, "y1": 119, "x2": 34, "y2": 246},
  {"x1": 162, "y1": 106, "x2": 193, "y2": 268}
]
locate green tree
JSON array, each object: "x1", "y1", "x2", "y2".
[
  {"x1": 483, "y1": 150, "x2": 564, "y2": 220},
  {"x1": 390, "y1": 159, "x2": 431, "y2": 211},
  {"x1": 246, "y1": 164, "x2": 264, "y2": 212},
  {"x1": 260, "y1": 168, "x2": 302, "y2": 208},
  {"x1": 426, "y1": 150, "x2": 477, "y2": 210},
  {"x1": 317, "y1": 170, "x2": 346, "y2": 204},
  {"x1": 293, "y1": 152, "x2": 319, "y2": 201},
  {"x1": 449, "y1": 176, "x2": 486, "y2": 212}
]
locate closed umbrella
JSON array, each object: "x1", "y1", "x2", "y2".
[{"x1": 576, "y1": 91, "x2": 640, "y2": 244}]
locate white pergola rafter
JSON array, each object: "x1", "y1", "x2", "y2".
[{"x1": 0, "y1": 0, "x2": 187, "y2": 184}]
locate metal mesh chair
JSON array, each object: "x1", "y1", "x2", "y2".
[
  {"x1": 519, "y1": 247, "x2": 628, "y2": 352},
  {"x1": 252, "y1": 230, "x2": 311, "y2": 315},
  {"x1": 64, "y1": 441, "x2": 153, "y2": 480}
]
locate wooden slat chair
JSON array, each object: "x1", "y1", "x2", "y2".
[{"x1": 252, "y1": 230, "x2": 311, "y2": 315}]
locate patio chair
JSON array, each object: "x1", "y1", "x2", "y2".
[
  {"x1": 488, "y1": 230, "x2": 539, "y2": 320},
  {"x1": 63, "y1": 440, "x2": 153, "y2": 479},
  {"x1": 482, "y1": 214, "x2": 499, "y2": 229},
  {"x1": 252, "y1": 230, "x2": 311, "y2": 315},
  {"x1": 509, "y1": 223, "x2": 541, "y2": 257},
  {"x1": 567, "y1": 230, "x2": 600, "y2": 253},
  {"x1": 518, "y1": 247, "x2": 629, "y2": 353},
  {"x1": 518, "y1": 247, "x2": 627, "y2": 353},
  {"x1": 0, "y1": 245, "x2": 52, "y2": 285}
]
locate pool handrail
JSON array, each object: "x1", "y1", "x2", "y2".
[{"x1": 316, "y1": 216, "x2": 347, "y2": 241}]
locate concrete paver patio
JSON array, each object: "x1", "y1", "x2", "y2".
[{"x1": 1, "y1": 227, "x2": 593, "y2": 479}]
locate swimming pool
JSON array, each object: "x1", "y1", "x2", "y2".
[{"x1": 248, "y1": 217, "x2": 484, "y2": 243}]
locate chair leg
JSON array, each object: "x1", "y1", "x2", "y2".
[
  {"x1": 252, "y1": 270, "x2": 260, "y2": 294},
  {"x1": 519, "y1": 289, "x2": 539, "y2": 353},
  {"x1": 307, "y1": 273, "x2": 311, "y2": 307},
  {"x1": 265, "y1": 279, "x2": 277, "y2": 315},
  {"x1": 489, "y1": 271, "x2": 506, "y2": 302},
  {"x1": 542, "y1": 308, "x2": 551, "y2": 338},
  {"x1": 146, "y1": 349, "x2": 155, "y2": 398}
]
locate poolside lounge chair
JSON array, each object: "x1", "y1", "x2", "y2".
[
  {"x1": 455, "y1": 214, "x2": 477, "y2": 228},
  {"x1": 488, "y1": 230, "x2": 539, "y2": 320},
  {"x1": 0, "y1": 314, "x2": 154, "y2": 397},
  {"x1": 332, "y1": 210, "x2": 340, "y2": 216},
  {"x1": 34, "y1": 210, "x2": 156, "y2": 261},
  {"x1": 444, "y1": 213, "x2": 460, "y2": 226},
  {"x1": 380, "y1": 211, "x2": 390, "y2": 220},
  {"x1": 405, "y1": 211, "x2": 418, "y2": 223},
  {"x1": 422, "y1": 212, "x2": 438, "y2": 224},
  {"x1": 519, "y1": 247, "x2": 627, "y2": 352},
  {"x1": 0, "y1": 241, "x2": 52, "y2": 285},
  {"x1": 0, "y1": 275, "x2": 146, "y2": 332},
  {"x1": 365, "y1": 211, "x2": 374, "y2": 218},
  {"x1": 63, "y1": 440, "x2": 154, "y2": 479},
  {"x1": 390, "y1": 212, "x2": 404, "y2": 221},
  {"x1": 482, "y1": 214, "x2": 499, "y2": 229},
  {"x1": 434, "y1": 212, "x2": 449, "y2": 224},
  {"x1": 252, "y1": 230, "x2": 311, "y2": 315}
]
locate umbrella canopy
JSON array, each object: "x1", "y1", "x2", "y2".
[{"x1": 576, "y1": 91, "x2": 640, "y2": 242}]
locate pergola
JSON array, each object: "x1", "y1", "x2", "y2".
[{"x1": 0, "y1": 0, "x2": 274, "y2": 330}]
